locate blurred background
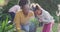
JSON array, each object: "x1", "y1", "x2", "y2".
[{"x1": 0, "y1": 0, "x2": 60, "y2": 32}]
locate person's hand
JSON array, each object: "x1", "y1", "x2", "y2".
[
  {"x1": 51, "y1": 20, "x2": 55, "y2": 25},
  {"x1": 38, "y1": 18, "x2": 43, "y2": 22}
]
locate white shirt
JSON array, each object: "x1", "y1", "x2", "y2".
[
  {"x1": 36, "y1": 10, "x2": 55, "y2": 23},
  {"x1": 8, "y1": 5, "x2": 20, "y2": 13}
]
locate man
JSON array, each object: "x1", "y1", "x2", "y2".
[{"x1": 14, "y1": 0, "x2": 34, "y2": 32}]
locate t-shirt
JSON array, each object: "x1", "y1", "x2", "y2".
[
  {"x1": 14, "y1": 10, "x2": 34, "y2": 32},
  {"x1": 8, "y1": 5, "x2": 21, "y2": 13},
  {"x1": 36, "y1": 10, "x2": 55, "y2": 24}
]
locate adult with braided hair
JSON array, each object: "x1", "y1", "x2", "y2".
[{"x1": 14, "y1": 0, "x2": 34, "y2": 32}]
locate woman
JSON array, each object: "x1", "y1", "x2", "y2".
[
  {"x1": 32, "y1": 4, "x2": 54, "y2": 32},
  {"x1": 14, "y1": 0, "x2": 34, "y2": 32}
]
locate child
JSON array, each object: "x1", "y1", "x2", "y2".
[
  {"x1": 33, "y1": 4, "x2": 54, "y2": 32},
  {"x1": 8, "y1": 5, "x2": 20, "y2": 23}
]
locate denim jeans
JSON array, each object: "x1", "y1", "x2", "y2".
[
  {"x1": 21, "y1": 24, "x2": 29, "y2": 32},
  {"x1": 9, "y1": 12, "x2": 15, "y2": 21},
  {"x1": 9, "y1": 12, "x2": 15, "y2": 24},
  {"x1": 29, "y1": 22, "x2": 37, "y2": 32},
  {"x1": 21, "y1": 22, "x2": 37, "y2": 32}
]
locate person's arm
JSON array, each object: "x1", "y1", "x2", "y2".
[
  {"x1": 8, "y1": 5, "x2": 19, "y2": 13},
  {"x1": 29, "y1": 11, "x2": 34, "y2": 17},
  {"x1": 14, "y1": 12, "x2": 21, "y2": 32}
]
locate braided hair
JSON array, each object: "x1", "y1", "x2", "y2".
[{"x1": 19, "y1": 0, "x2": 28, "y2": 6}]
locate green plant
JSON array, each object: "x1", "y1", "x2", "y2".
[
  {"x1": 0, "y1": 16, "x2": 14, "y2": 32},
  {"x1": 29, "y1": 18, "x2": 39, "y2": 26}
]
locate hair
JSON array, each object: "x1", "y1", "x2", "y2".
[
  {"x1": 33, "y1": 5, "x2": 40, "y2": 11},
  {"x1": 19, "y1": 0, "x2": 28, "y2": 6},
  {"x1": 32, "y1": 3, "x2": 43, "y2": 12},
  {"x1": 35, "y1": 5, "x2": 40, "y2": 10}
]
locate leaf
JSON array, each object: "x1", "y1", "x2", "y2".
[
  {"x1": 5, "y1": 25, "x2": 13, "y2": 32},
  {"x1": 29, "y1": 18, "x2": 39, "y2": 26},
  {"x1": 5, "y1": 16, "x2": 8, "y2": 25},
  {"x1": 1, "y1": 20, "x2": 6, "y2": 32},
  {"x1": 1, "y1": 20, "x2": 5, "y2": 29}
]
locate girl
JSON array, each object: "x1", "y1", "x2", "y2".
[{"x1": 33, "y1": 4, "x2": 54, "y2": 32}]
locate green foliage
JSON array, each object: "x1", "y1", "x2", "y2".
[
  {"x1": 0, "y1": 0, "x2": 18, "y2": 32},
  {"x1": 3, "y1": 0, "x2": 18, "y2": 13},
  {"x1": 29, "y1": 18, "x2": 39, "y2": 26},
  {"x1": 0, "y1": 13, "x2": 11, "y2": 22},
  {"x1": 0, "y1": 16, "x2": 14, "y2": 32},
  {"x1": 33, "y1": 0, "x2": 58, "y2": 14},
  {"x1": 31, "y1": 0, "x2": 60, "y2": 23},
  {"x1": 0, "y1": 0, "x2": 18, "y2": 21}
]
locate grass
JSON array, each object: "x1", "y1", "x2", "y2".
[
  {"x1": 0, "y1": 23, "x2": 58, "y2": 32},
  {"x1": 52, "y1": 23, "x2": 58, "y2": 32},
  {"x1": 36, "y1": 23, "x2": 58, "y2": 32}
]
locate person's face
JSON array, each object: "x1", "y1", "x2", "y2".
[
  {"x1": 22, "y1": 4, "x2": 30, "y2": 15},
  {"x1": 34, "y1": 9, "x2": 42, "y2": 16}
]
